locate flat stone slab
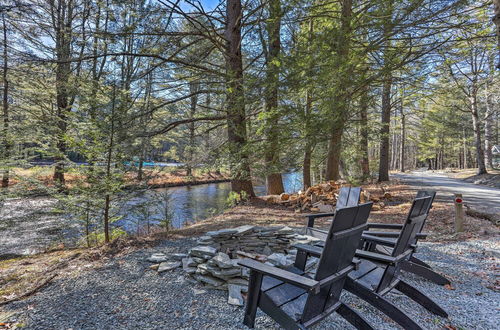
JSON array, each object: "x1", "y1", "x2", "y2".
[
  {"x1": 158, "y1": 261, "x2": 181, "y2": 272},
  {"x1": 234, "y1": 225, "x2": 255, "y2": 235},
  {"x1": 207, "y1": 228, "x2": 239, "y2": 238},
  {"x1": 170, "y1": 253, "x2": 188, "y2": 261},
  {"x1": 147, "y1": 253, "x2": 169, "y2": 263},
  {"x1": 228, "y1": 284, "x2": 245, "y2": 306},
  {"x1": 267, "y1": 253, "x2": 294, "y2": 268},
  {"x1": 212, "y1": 252, "x2": 233, "y2": 269},
  {"x1": 190, "y1": 246, "x2": 218, "y2": 258},
  {"x1": 193, "y1": 274, "x2": 225, "y2": 287}
]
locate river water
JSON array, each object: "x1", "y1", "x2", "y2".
[
  {"x1": 0, "y1": 173, "x2": 302, "y2": 257},
  {"x1": 116, "y1": 172, "x2": 303, "y2": 231}
]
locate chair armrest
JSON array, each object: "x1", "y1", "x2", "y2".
[
  {"x1": 366, "y1": 223, "x2": 403, "y2": 230},
  {"x1": 361, "y1": 234, "x2": 397, "y2": 247},
  {"x1": 293, "y1": 243, "x2": 322, "y2": 257},
  {"x1": 363, "y1": 230, "x2": 400, "y2": 238},
  {"x1": 355, "y1": 249, "x2": 396, "y2": 264},
  {"x1": 364, "y1": 231, "x2": 427, "y2": 240},
  {"x1": 238, "y1": 259, "x2": 320, "y2": 293},
  {"x1": 355, "y1": 249, "x2": 413, "y2": 265}
]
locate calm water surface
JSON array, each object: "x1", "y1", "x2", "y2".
[{"x1": 116, "y1": 172, "x2": 303, "y2": 231}]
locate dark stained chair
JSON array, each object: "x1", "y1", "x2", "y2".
[
  {"x1": 301, "y1": 196, "x2": 448, "y2": 329},
  {"x1": 303, "y1": 186, "x2": 361, "y2": 239},
  {"x1": 363, "y1": 190, "x2": 451, "y2": 286},
  {"x1": 238, "y1": 203, "x2": 374, "y2": 330}
]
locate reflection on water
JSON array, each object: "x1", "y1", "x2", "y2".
[{"x1": 117, "y1": 172, "x2": 303, "y2": 231}]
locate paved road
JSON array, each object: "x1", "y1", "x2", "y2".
[{"x1": 393, "y1": 171, "x2": 500, "y2": 215}]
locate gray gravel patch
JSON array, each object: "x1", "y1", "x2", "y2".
[{"x1": 2, "y1": 236, "x2": 499, "y2": 329}]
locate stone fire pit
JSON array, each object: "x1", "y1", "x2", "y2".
[{"x1": 147, "y1": 225, "x2": 321, "y2": 306}]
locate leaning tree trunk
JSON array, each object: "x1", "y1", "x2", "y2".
[
  {"x1": 1, "y1": 13, "x2": 10, "y2": 188},
  {"x1": 264, "y1": 0, "x2": 284, "y2": 195},
  {"x1": 225, "y1": 0, "x2": 255, "y2": 197},
  {"x1": 470, "y1": 88, "x2": 487, "y2": 175}
]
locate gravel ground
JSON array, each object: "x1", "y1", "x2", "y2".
[
  {"x1": 0, "y1": 197, "x2": 79, "y2": 258},
  {"x1": 3, "y1": 236, "x2": 499, "y2": 329}
]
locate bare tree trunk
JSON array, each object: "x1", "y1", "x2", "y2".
[
  {"x1": 359, "y1": 83, "x2": 370, "y2": 179},
  {"x1": 378, "y1": 75, "x2": 392, "y2": 181},
  {"x1": 302, "y1": 19, "x2": 314, "y2": 190},
  {"x1": 103, "y1": 85, "x2": 117, "y2": 244},
  {"x1": 325, "y1": 0, "x2": 352, "y2": 181},
  {"x1": 400, "y1": 110, "x2": 405, "y2": 172},
  {"x1": 52, "y1": 0, "x2": 74, "y2": 187},
  {"x1": 470, "y1": 87, "x2": 487, "y2": 174},
  {"x1": 484, "y1": 84, "x2": 494, "y2": 168},
  {"x1": 1, "y1": 13, "x2": 10, "y2": 188},
  {"x1": 187, "y1": 81, "x2": 199, "y2": 177},
  {"x1": 493, "y1": 0, "x2": 500, "y2": 69},
  {"x1": 225, "y1": 0, "x2": 255, "y2": 197},
  {"x1": 264, "y1": 0, "x2": 284, "y2": 195}
]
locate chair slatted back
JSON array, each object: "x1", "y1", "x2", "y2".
[
  {"x1": 416, "y1": 190, "x2": 436, "y2": 214},
  {"x1": 337, "y1": 187, "x2": 361, "y2": 209},
  {"x1": 301, "y1": 203, "x2": 373, "y2": 322},
  {"x1": 412, "y1": 190, "x2": 436, "y2": 246},
  {"x1": 376, "y1": 196, "x2": 432, "y2": 292}
]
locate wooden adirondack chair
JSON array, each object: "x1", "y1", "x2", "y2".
[
  {"x1": 293, "y1": 197, "x2": 447, "y2": 330},
  {"x1": 303, "y1": 186, "x2": 361, "y2": 239},
  {"x1": 362, "y1": 190, "x2": 451, "y2": 286},
  {"x1": 238, "y1": 203, "x2": 374, "y2": 330},
  {"x1": 350, "y1": 196, "x2": 448, "y2": 329}
]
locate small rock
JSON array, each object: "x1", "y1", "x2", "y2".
[
  {"x1": 158, "y1": 261, "x2": 181, "y2": 272},
  {"x1": 149, "y1": 264, "x2": 159, "y2": 270},
  {"x1": 193, "y1": 288, "x2": 207, "y2": 295}
]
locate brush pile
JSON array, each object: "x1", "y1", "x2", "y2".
[{"x1": 260, "y1": 181, "x2": 390, "y2": 212}]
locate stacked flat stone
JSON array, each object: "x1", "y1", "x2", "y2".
[
  {"x1": 196, "y1": 225, "x2": 302, "y2": 255},
  {"x1": 181, "y1": 225, "x2": 322, "y2": 305}
]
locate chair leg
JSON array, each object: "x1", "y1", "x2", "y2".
[
  {"x1": 345, "y1": 278, "x2": 423, "y2": 330},
  {"x1": 243, "y1": 271, "x2": 263, "y2": 328},
  {"x1": 336, "y1": 302, "x2": 374, "y2": 330},
  {"x1": 409, "y1": 256, "x2": 431, "y2": 269},
  {"x1": 395, "y1": 280, "x2": 448, "y2": 318},
  {"x1": 401, "y1": 260, "x2": 451, "y2": 286}
]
